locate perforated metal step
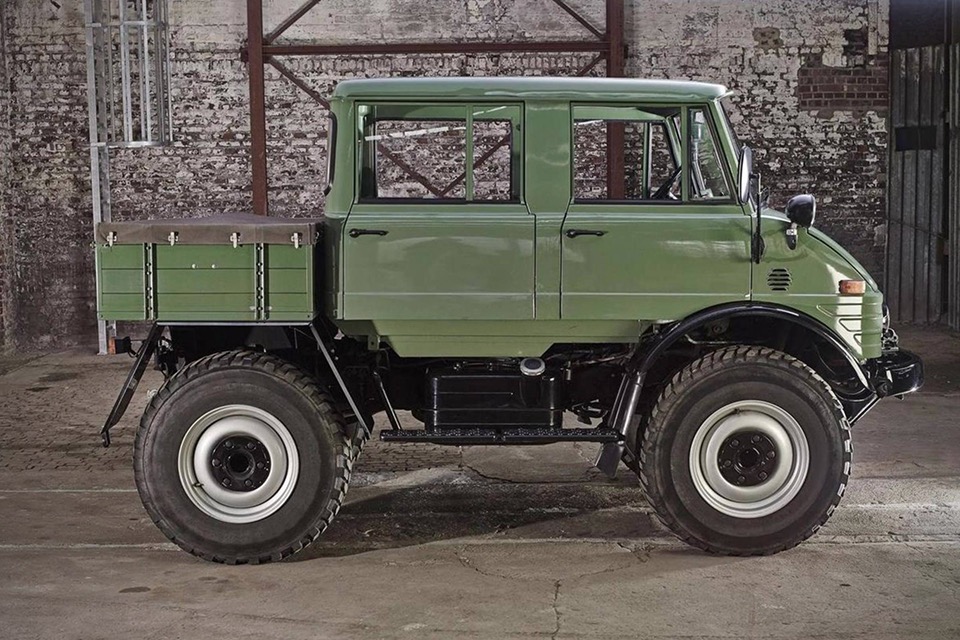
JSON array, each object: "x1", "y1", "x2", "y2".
[{"x1": 379, "y1": 427, "x2": 620, "y2": 445}]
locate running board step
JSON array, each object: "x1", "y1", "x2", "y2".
[{"x1": 380, "y1": 427, "x2": 620, "y2": 445}]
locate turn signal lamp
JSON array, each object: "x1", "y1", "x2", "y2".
[{"x1": 839, "y1": 279, "x2": 866, "y2": 296}]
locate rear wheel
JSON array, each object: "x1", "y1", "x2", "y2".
[
  {"x1": 135, "y1": 350, "x2": 353, "y2": 564},
  {"x1": 639, "y1": 346, "x2": 851, "y2": 555}
]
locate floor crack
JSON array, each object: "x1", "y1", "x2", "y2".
[
  {"x1": 550, "y1": 579, "x2": 562, "y2": 640},
  {"x1": 453, "y1": 545, "x2": 516, "y2": 581},
  {"x1": 461, "y1": 461, "x2": 526, "y2": 484},
  {"x1": 616, "y1": 540, "x2": 652, "y2": 563}
]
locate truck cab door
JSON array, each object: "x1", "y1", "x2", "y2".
[
  {"x1": 341, "y1": 103, "x2": 534, "y2": 321},
  {"x1": 561, "y1": 104, "x2": 751, "y2": 321}
]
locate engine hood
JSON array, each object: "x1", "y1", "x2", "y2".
[{"x1": 807, "y1": 227, "x2": 879, "y2": 291}]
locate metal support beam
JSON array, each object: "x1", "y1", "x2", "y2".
[
  {"x1": 549, "y1": 0, "x2": 604, "y2": 40},
  {"x1": 576, "y1": 53, "x2": 604, "y2": 76},
  {"x1": 85, "y1": 0, "x2": 113, "y2": 354},
  {"x1": 605, "y1": 0, "x2": 626, "y2": 199},
  {"x1": 268, "y1": 58, "x2": 330, "y2": 108},
  {"x1": 263, "y1": 40, "x2": 609, "y2": 56},
  {"x1": 247, "y1": 0, "x2": 269, "y2": 215},
  {"x1": 242, "y1": 0, "x2": 627, "y2": 215},
  {"x1": 264, "y1": 0, "x2": 323, "y2": 45}
]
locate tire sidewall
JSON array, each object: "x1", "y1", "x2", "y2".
[
  {"x1": 648, "y1": 356, "x2": 848, "y2": 553},
  {"x1": 137, "y1": 365, "x2": 342, "y2": 561}
]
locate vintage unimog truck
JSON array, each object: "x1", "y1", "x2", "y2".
[{"x1": 96, "y1": 77, "x2": 922, "y2": 564}]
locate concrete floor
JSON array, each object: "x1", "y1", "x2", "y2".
[{"x1": 1, "y1": 327, "x2": 959, "y2": 639}]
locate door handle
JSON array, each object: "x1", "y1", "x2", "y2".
[
  {"x1": 565, "y1": 229, "x2": 606, "y2": 238},
  {"x1": 349, "y1": 228, "x2": 389, "y2": 238}
]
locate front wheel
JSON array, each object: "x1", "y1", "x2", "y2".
[{"x1": 639, "y1": 346, "x2": 851, "y2": 555}]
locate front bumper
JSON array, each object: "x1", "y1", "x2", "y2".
[{"x1": 867, "y1": 349, "x2": 924, "y2": 397}]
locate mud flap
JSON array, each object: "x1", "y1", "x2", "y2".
[{"x1": 595, "y1": 442, "x2": 624, "y2": 479}]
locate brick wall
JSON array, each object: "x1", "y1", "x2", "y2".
[
  {"x1": 797, "y1": 55, "x2": 888, "y2": 111},
  {"x1": 0, "y1": 0, "x2": 890, "y2": 350},
  {"x1": 0, "y1": 2, "x2": 12, "y2": 352},
  {"x1": 625, "y1": 0, "x2": 890, "y2": 280}
]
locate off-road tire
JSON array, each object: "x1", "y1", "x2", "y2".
[
  {"x1": 639, "y1": 346, "x2": 851, "y2": 555},
  {"x1": 135, "y1": 350, "x2": 354, "y2": 564}
]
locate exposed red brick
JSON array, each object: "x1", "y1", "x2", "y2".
[{"x1": 797, "y1": 56, "x2": 889, "y2": 112}]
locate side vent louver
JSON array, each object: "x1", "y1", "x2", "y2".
[{"x1": 767, "y1": 268, "x2": 792, "y2": 291}]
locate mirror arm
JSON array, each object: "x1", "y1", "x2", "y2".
[
  {"x1": 750, "y1": 173, "x2": 764, "y2": 264},
  {"x1": 785, "y1": 223, "x2": 798, "y2": 250}
]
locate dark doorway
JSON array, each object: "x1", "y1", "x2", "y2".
[{"x1": 886, "y1": 0, "x2": 960, "y2": 328}]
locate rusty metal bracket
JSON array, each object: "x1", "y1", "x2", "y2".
[
  {"x1": 99, "y1": 323, "x2": 163, "y2": 447},
  {"x1": 308, "y1": 324, "x2": 371, "y2": 437}
]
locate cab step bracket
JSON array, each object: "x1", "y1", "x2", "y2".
[{"x1": 380, "y1": 427, "x2": 620, "y2": 445}]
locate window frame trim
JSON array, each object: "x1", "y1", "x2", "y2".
[
  {"x1": 570, "y1": 103, "x2": 684, "y2": 204},
  {"x1": 569, "y1": 102, "x2": 742, "y2": 207},
  {"x1": 685, "y1": 104, "x2": 737, "y2": 203},
  {"x1": 354, "y1": 101, "x2": 523, "y2": 205}
]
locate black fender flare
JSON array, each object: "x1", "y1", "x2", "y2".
[
  {"x1": 610, "y1": 302, "x2": 876, "y2": 449},
  {"x1": 630, "y1": 301, "x2": 872, "y2": 390}
]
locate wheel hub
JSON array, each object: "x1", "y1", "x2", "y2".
[
  {"x1": 717, "y1": 430, "x2": 779, "y2": 487},
  {"x1": 178, "y1": 404, "x2": 301, "y2": 524},
  {"x1": 688, "y1": 400, "x2": 810, "y2": 519},
  {"x1": 209, "y1": 435, "x2": 271, "y2": 492}
]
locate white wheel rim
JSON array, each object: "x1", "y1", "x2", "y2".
[
  {"x1": 178, "y1": 404, "x2": 300, "y2": 524},
  {"x1": 689, "y1": 400, "x2": 809, "y2": 519}
]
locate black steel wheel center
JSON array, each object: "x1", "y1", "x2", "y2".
[
  {"x1": 717, "y1": 430, "x2": 779, "y2": 487},
  {"x1": 210, "y1": 435, "x2": 271, "y2": 492}
]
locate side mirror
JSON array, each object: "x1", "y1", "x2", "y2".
[
  {"x1": 737, "y1": 146, "x2": 753, "y2": 205},
  {"x1": 785, "y1": 194, "x2": 816, "y2": 228}
]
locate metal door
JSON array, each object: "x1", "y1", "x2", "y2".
[
  {"x1": 886, "y1": 46, "x2": 948, "y2": 324},
  {"x1": 948, "y1": 43, "x2": 960, "y2": 330}
]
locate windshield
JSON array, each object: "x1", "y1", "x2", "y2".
[{"x1": 717, "y1": 98, "x2": 741, "y2": 155}]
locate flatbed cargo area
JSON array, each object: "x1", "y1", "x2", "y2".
[{"x1": 95, "y1": 214, "x2": 323, "y2": 323}]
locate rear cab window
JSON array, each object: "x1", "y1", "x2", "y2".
[{"x1": 356, "y1": 103, "x2": 522, "y2": 203}]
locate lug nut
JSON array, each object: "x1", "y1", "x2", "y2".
[
  {"x1": 759, "y1": 472, "x2": 768, "y2": 480},
  {"x1": 737, "y1": 476, "x2": 746, "y2": 484},
  {"x1": 221, "y1": 478, "x2": 231, "y2": 487},
  {"x1": 752, "y1": 435, "x2": 761, "y2": 443},
  {"x1": 211, "y1": 459, "x2": 221, "y2": 467},
  {"x1": 256, "y1": 462, "x2": 264, "y2": 469},
  {"x1": 247, "y1": 442, "x2": 256, "y2": 450},
  {"x1": 768, "y1": 451, "x2": 776, "y2": 459},
  {"x1": 244, "y1": 479, "x2": 252, "y2": 487},
  {"x1": 723, "y1": 460, "x2": 732, "y2": 468},
  {"x1": 731, "y1": 440, "x2": 740, "y2": 448},
  {"x1": 225, "y1": 440, "x2": 234, "y2": 449}
]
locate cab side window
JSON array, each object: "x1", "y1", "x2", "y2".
[
  {"x1": 572, "y1": 105, "x2": 681, "y2": 201},
  {"x1": 358, "y1": 104, "x2": 521, "y2": 202},
  {"x1": 573, "y1": 120, "x2": 650, "y2": 199},
  {"x1": 372, "y1": 118, "x2": 466, "y2": 199}
]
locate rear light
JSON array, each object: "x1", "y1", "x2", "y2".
[{"x1": 839, "y1": 279, "x2": 866, "y2": 296}]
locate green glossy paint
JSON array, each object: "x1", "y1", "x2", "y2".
[
  {"x1": 99, "y1": 77, "x2": 884, "y2": 362},
  {"x1": 562, "y1": 205, "x2": 752, "y2": 320},
  {"x1": 97, "y1": 242, "x2": 317, "y2": 323},
  {"x1": 342, "y1": 204, "x2": 536, "y2": 320},
  {"x1": 754, "y1": 211, "x2": 883, "y2": 359}
]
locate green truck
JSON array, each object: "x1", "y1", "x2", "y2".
[{"x1": 97, "y1": 77, "x2": 922, "y2": 563}]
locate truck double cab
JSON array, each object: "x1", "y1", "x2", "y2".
[{"x1": 96, "y1": 77, "x2": 922, "y2": 563}]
